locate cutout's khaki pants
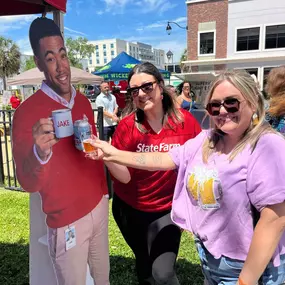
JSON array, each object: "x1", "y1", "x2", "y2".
[{"x1": 47, "y1": 196, "x2": 110, "y2": 285}]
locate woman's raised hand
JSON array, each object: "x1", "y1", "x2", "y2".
[{"x1": 85, "y1": 136, "x2": 119, "y2": 161}]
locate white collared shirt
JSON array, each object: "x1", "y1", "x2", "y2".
[{"x1": 41, "y1": 81, "x2": 76, "y2": 109}]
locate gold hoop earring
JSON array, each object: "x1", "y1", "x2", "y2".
[{"x1": 252, "y1": 113, "x2": 259, "y2": 126}]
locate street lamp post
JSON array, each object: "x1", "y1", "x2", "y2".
[
  {"x1": 166, "y1": 21, "x2": 188, "y2": 35},
  {"x1": 166, "y1": 50, "x2": 173, "y2": 64}
]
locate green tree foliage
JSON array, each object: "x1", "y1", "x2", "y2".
[
  {"x1": 180, "y1": 48, "x2": 187, "y2": 71},
  {"x1": 23, "y1": 56, "x2": 36, "y2": 71},
  {"x1": 180, "y1": 48, "x2": 187, "y2": 62},
  {"x1": 0, "y1": 36, "x2": 21, "y2": 90},
  {"x1": 65, "y1": 37, "x2": 95, "y2": 69}
]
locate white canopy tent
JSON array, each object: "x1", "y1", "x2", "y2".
[{"x1": 7, "y1": 66, "x2": 103, "y2": 86}]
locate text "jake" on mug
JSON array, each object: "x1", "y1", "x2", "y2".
[{"x1": 52, "y1": 109, "x2": 74, "y2": 138}]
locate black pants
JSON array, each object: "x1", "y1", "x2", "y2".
[
  {"x1": 112, "y1": 194, "x2": 181, "y2": 285},
  {"x1": 103, "y1": 125, "x2": 116, "y2": 142}
]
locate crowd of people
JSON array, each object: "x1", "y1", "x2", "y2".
[{"x1": 11, "y1": 16, "x2": 285, "y2": 285}]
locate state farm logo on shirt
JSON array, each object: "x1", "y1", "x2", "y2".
[{"x1": 136, "y1": 143, "x2": 180, "y2": 152}]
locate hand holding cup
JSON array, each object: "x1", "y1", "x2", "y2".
[
  {"x1": 32, "y1": 118, "x2": 58, "y2": 161},
  {"x1": 84, "y1": 136, "x2": 119, "y2": 161}
]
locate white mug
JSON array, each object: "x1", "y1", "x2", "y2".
[{"x1": 52, "y1": 109, "x2": 74, "y2": 138}]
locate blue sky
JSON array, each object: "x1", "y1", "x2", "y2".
[{"x1": 0, "y1": 0, "x2": 188, "y2": 62}]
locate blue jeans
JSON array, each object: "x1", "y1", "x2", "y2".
[{"x1": 194, "y1": 237, "x2": 285, "y2": 285}]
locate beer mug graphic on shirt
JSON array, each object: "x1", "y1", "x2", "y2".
[
  {"x1": 187, "y1": 166, "x2": 223, "y2": 210},
  {"x1": 52, "y1": 109, "x2": 74, "y2": 138}
]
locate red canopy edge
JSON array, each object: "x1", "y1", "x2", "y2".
[
  {"x1": 0, "y1": 0, "x2": 66, "y2": 16},
  {"x1": 45, "y1": 0, "x2": 66, "y2": 12}
]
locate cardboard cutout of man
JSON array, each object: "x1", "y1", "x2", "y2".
[{"x1": 12, "y1": 17, "x2": 110, "y2": 285}]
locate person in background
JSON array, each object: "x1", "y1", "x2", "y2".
[
  {"x1": 112, "y1": 87, "x2": 125, "y2": 117},
  {"x1": 87, "y1": 62, "x2": 201, "y2": 285},
  {"x1": 96, "y1": 81, "x2": 119, "y2": 141},
  {"x1": 177, "y1": 81, "x2": 197, "y2": 112},
  {"x1": 165, "y1": 84, "x2": 179, "y2": 108},
  {"x1": 12, "y1": 17, "x2": 110, "y2": 285},
  {"x1": 265, "y1": 65, "x2": 285, "y2": 135},
  {"x1": 10, "y1": 90, "x2": 21, "y2": 109},
  {"x1": 91, "y1": 70, "x2": 285, "y2": 285},
  {"x1": 165, "y1": 84, "x2": 177, "y2": 97}
]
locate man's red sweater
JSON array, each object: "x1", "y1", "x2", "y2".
[{"x1": 12, "y1": 90, "x2": 108, "y2": 228}]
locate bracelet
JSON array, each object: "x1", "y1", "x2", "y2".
[{"x1": 238, "y1": 277, "x2": 247, "y2": 285}]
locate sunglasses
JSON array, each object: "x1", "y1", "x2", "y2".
[
  {"x1": 127, "y1": 81, "x2": 156, "y2": 98},
  {"x1": 206, "y1": 98, "x2": 241, "y2": 116}
]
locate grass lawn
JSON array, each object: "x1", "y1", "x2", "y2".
[{"x1": 0, "y1": 189, "x2": 203, "y2": 285}]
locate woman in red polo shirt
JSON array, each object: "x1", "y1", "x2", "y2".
[
  {"x1": 10, "y1": 91, "x2": 21, "y2": 109},
  {"x1": 89, "y1": 62, "x2": 201, "y2": 285}
]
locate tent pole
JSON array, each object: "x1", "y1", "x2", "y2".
[{"x1": 53, "y1": 10, "x2": 64, "y2": 37}]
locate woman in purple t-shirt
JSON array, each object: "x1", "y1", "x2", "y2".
[{"x1": 91, "y1": 70, "x2": 285, "y2": 285}]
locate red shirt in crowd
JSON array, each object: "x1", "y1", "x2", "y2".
[
  {"x1": 10, "y1": 95, "x2": 21, "y2": 109},
  {"x1": 112, "y1": 109, "x2": 201, "y2": 212},
  {"x1": 12, "y1": 90, "x2": 108, "y2": 228}
]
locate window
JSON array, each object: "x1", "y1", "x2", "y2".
[
  {"x1": 236, "y1": 27, "x2": 260, "y2": 51},
  {"x1": 103, "y1": 44, "x2": 106, "y2": 49},
  {"x1": 133, "y1": 46, "x2": 136, "y2": 51},
  {"x1": 95, "y1": 45, "x2": 98, "y2": 50},
  {"x1": 110, "y1": 43, "x2": 114, "y2": 49},
  {"x1": 89, "y1": 59, "x2": 92, "y2": 65},
  {"x1": 96, "y1": 59, "x2": 100, "y2": 64},
  {"x1": 111, "y1": 50, "x2": 114, "y2": 56},
  {"x1": 104, "y1": 58, "x2": 107, "y2": 64},
  {"x1": 244, "y1": 68, "x2": 258, "y2": 78},
  {"x1": 199, "y1": 32, "x2": 215, "y2": 55},
  {"x1": 96, "y1": 52, "x2": 99, "y2": 57},
  {"x1": 265, "y1": 25, "x2": 285, "y2": 49},
  {"x1": 263, "y1": 67, "x2": 275, "y2": 90},
  {"x1": 103, "y1": 51, "x2": 107, "y2": 56}
]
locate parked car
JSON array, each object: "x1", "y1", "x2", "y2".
[{"x1": 84, "y1": 84, "x2": 101, "y2": 101}]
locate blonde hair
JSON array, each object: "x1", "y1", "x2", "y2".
[
  {"x1": 266, "y1": 65, "x2": 285, "y2": 117},
  {"x1": 202, "y1": 69, "x2": 273, "y2": 163}
]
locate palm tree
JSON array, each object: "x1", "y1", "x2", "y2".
[{"x1": 0, "y1": 36, "x2": 21, "y2": 90}]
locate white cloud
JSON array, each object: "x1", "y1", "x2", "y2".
[
  {"x1": 96, "y1": 10, "x2": 104, "y2": 15},
  {"x1": 145, "y1": 22, "x2": 165, "y2": 29},
  {"x1": 66, "y1": 1, "x2": 72, "y2": 12},
  {"x1": 101, "y1": 0, "x2": 175, "y2": 15},
  {"x1": 16, "y1": 38, "x2": 33, "y2": 56},
  {"x1": 135, "y1": 16, "x2": 187, "y2": 34},
  {"x1": 135, "y1": 0, "x2": 176, "y2": 15},
  {"x1": 0, "y1": 15, "x2": 37, "y2": 34},
  {"x1": 64, "y1": 27, "x2": 87, "y2": 36},
  {"x1": 102, "y1": 0, "x2": 131, "y2": 13},
  {"x1": 0, "y1": 15, "x2": 36, "y2": 24},
  {"x1": 173, "y1": 17, "x2": 187, "y2": 23}
]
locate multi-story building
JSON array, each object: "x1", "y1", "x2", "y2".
[
  {"x1": 87, "y1": 38, "x2": 165, "y2": 72},
  {"x1": 180, "y1": 0, "x2": 285, "y2": 102}
]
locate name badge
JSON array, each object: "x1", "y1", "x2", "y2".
[{"x1": 65, "y1": 225, "x2": 76, "y2": 251}]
